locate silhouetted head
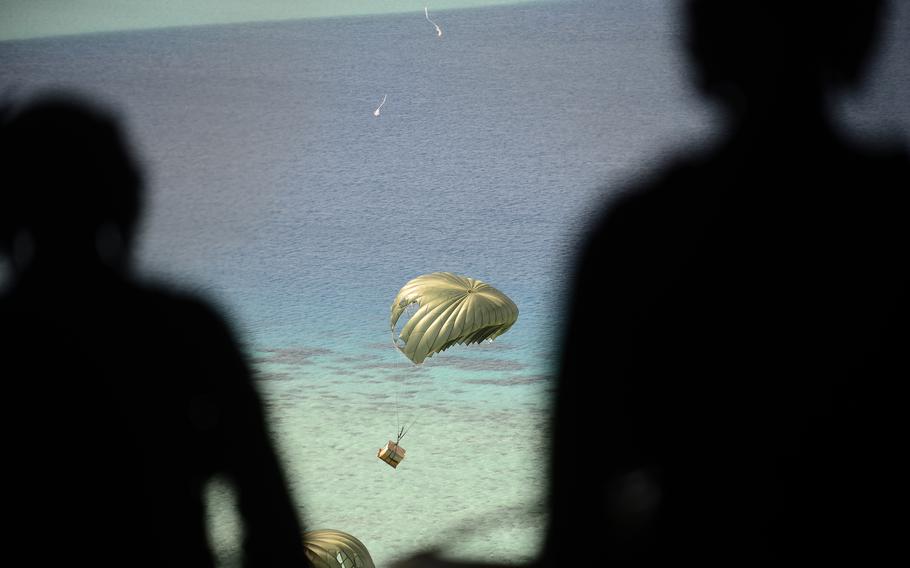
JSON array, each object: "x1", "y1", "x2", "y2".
[
  {"x1": 685, "y1": 0, "x2": 884, "y2": 114},
  {"x1": 0, "y1": 94, "x2": 143, "y2": 276}
]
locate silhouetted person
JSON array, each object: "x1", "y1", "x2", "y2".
[
  {"x1": 0, "y1": 95, "x2": 309, "y2": 566},
  {"x1": 543, "y1": 0, "x2": 908, "y2": 565}
]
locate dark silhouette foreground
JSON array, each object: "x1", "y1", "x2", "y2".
[
  {"x1": 545, "y1": 0, "x2": 908, "y2": 566},
  {"x1": 1, "y1": 96, "x2": 308, "y2": 566},
  {"x1": 395, "y1": 0, "x2": 908, "y2": 566}
]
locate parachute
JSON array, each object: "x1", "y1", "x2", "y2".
[
  {"x1": 303, "y1": 529, "x2": 375, "y2": 568},
  {"x1": 390, "y1": 272, "x2": 519, "y2": 364}
]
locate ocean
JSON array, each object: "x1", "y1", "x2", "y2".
[{"x1": 2, "y1": 0, "x2": 908, "y2": 564}]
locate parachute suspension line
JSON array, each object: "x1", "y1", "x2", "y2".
[
  {"x1": 393, "y1": 374, "x2": 407, "y2": 445},
  {"x1": 398, "y1": 415, "x2": 418, "y2": 444},
  {"x1": 395, "y1": 388, "x2": 402, "y2": 443},
  {"x1": 390, "y1": 300, "x2": 424, "y2": 444},
  {"x1": 392, "y1": 365, "x2": 421, "y2": 445}
]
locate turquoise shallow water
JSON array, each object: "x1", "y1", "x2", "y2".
[{"x1": 2, "y1": 0, "x2": 907, "y2": 564}]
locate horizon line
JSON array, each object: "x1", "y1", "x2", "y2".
[{"x1": 0, "y1": 0, "x2": 550, "y2": 43}]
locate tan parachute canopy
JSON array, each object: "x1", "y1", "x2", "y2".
[
  {"x1": 390, "y1": 272, "x2": 519, "y2": 364},
  {"x1": 303, "y1": 529, "x2": 375, "y2": 568}
]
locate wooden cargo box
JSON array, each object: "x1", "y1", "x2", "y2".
[{"x1": 377, "y1": 440, "x2": 406, "y2": 468}]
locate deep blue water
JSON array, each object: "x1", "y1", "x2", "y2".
[
  {"x1": 3, "y1": 0, "x2": 907, "y2": 388},
  {"x1": 0, "y1": 2, "x2": 718, "y2": 393},
  {"x1": 2, "y1": 0, "x2": 908, "y2": 562}
]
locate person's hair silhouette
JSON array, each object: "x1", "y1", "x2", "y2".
[
  {"x1": 0, "y1": 95, "x2": 308, "y2": 567},
  {"x1": 542, "y1": 0, "x2": 908, "y2": 566}
]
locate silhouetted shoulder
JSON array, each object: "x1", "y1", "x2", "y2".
[
  {"x1": 551, "y1": 136, "x2": 910, "y2": 565},
  {"x1": 580, "y1": 137, "x2": 910, "y2": 267},
  {"x1": 569, "y1": 151, "x2": 729, "y2": 305},
  {"x1": 850, "y1": 140, "x2": 910, "y2": 198},
  {"x1": 134, "y1": 283, "x2": 249, "y2": 359}
]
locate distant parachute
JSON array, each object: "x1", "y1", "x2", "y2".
[
  {"x1": 425, "y1": 6, "x2": 443, "y2": 38},
  {"x1": 303, "y1": 529, "x2": 375, "y2": 568},
  {"x1": 373, "y1": 94, "x2": 386, "y2": 117},
  {"x1": 390, "y1": 272, "x2": 518, "y2": 364}
]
